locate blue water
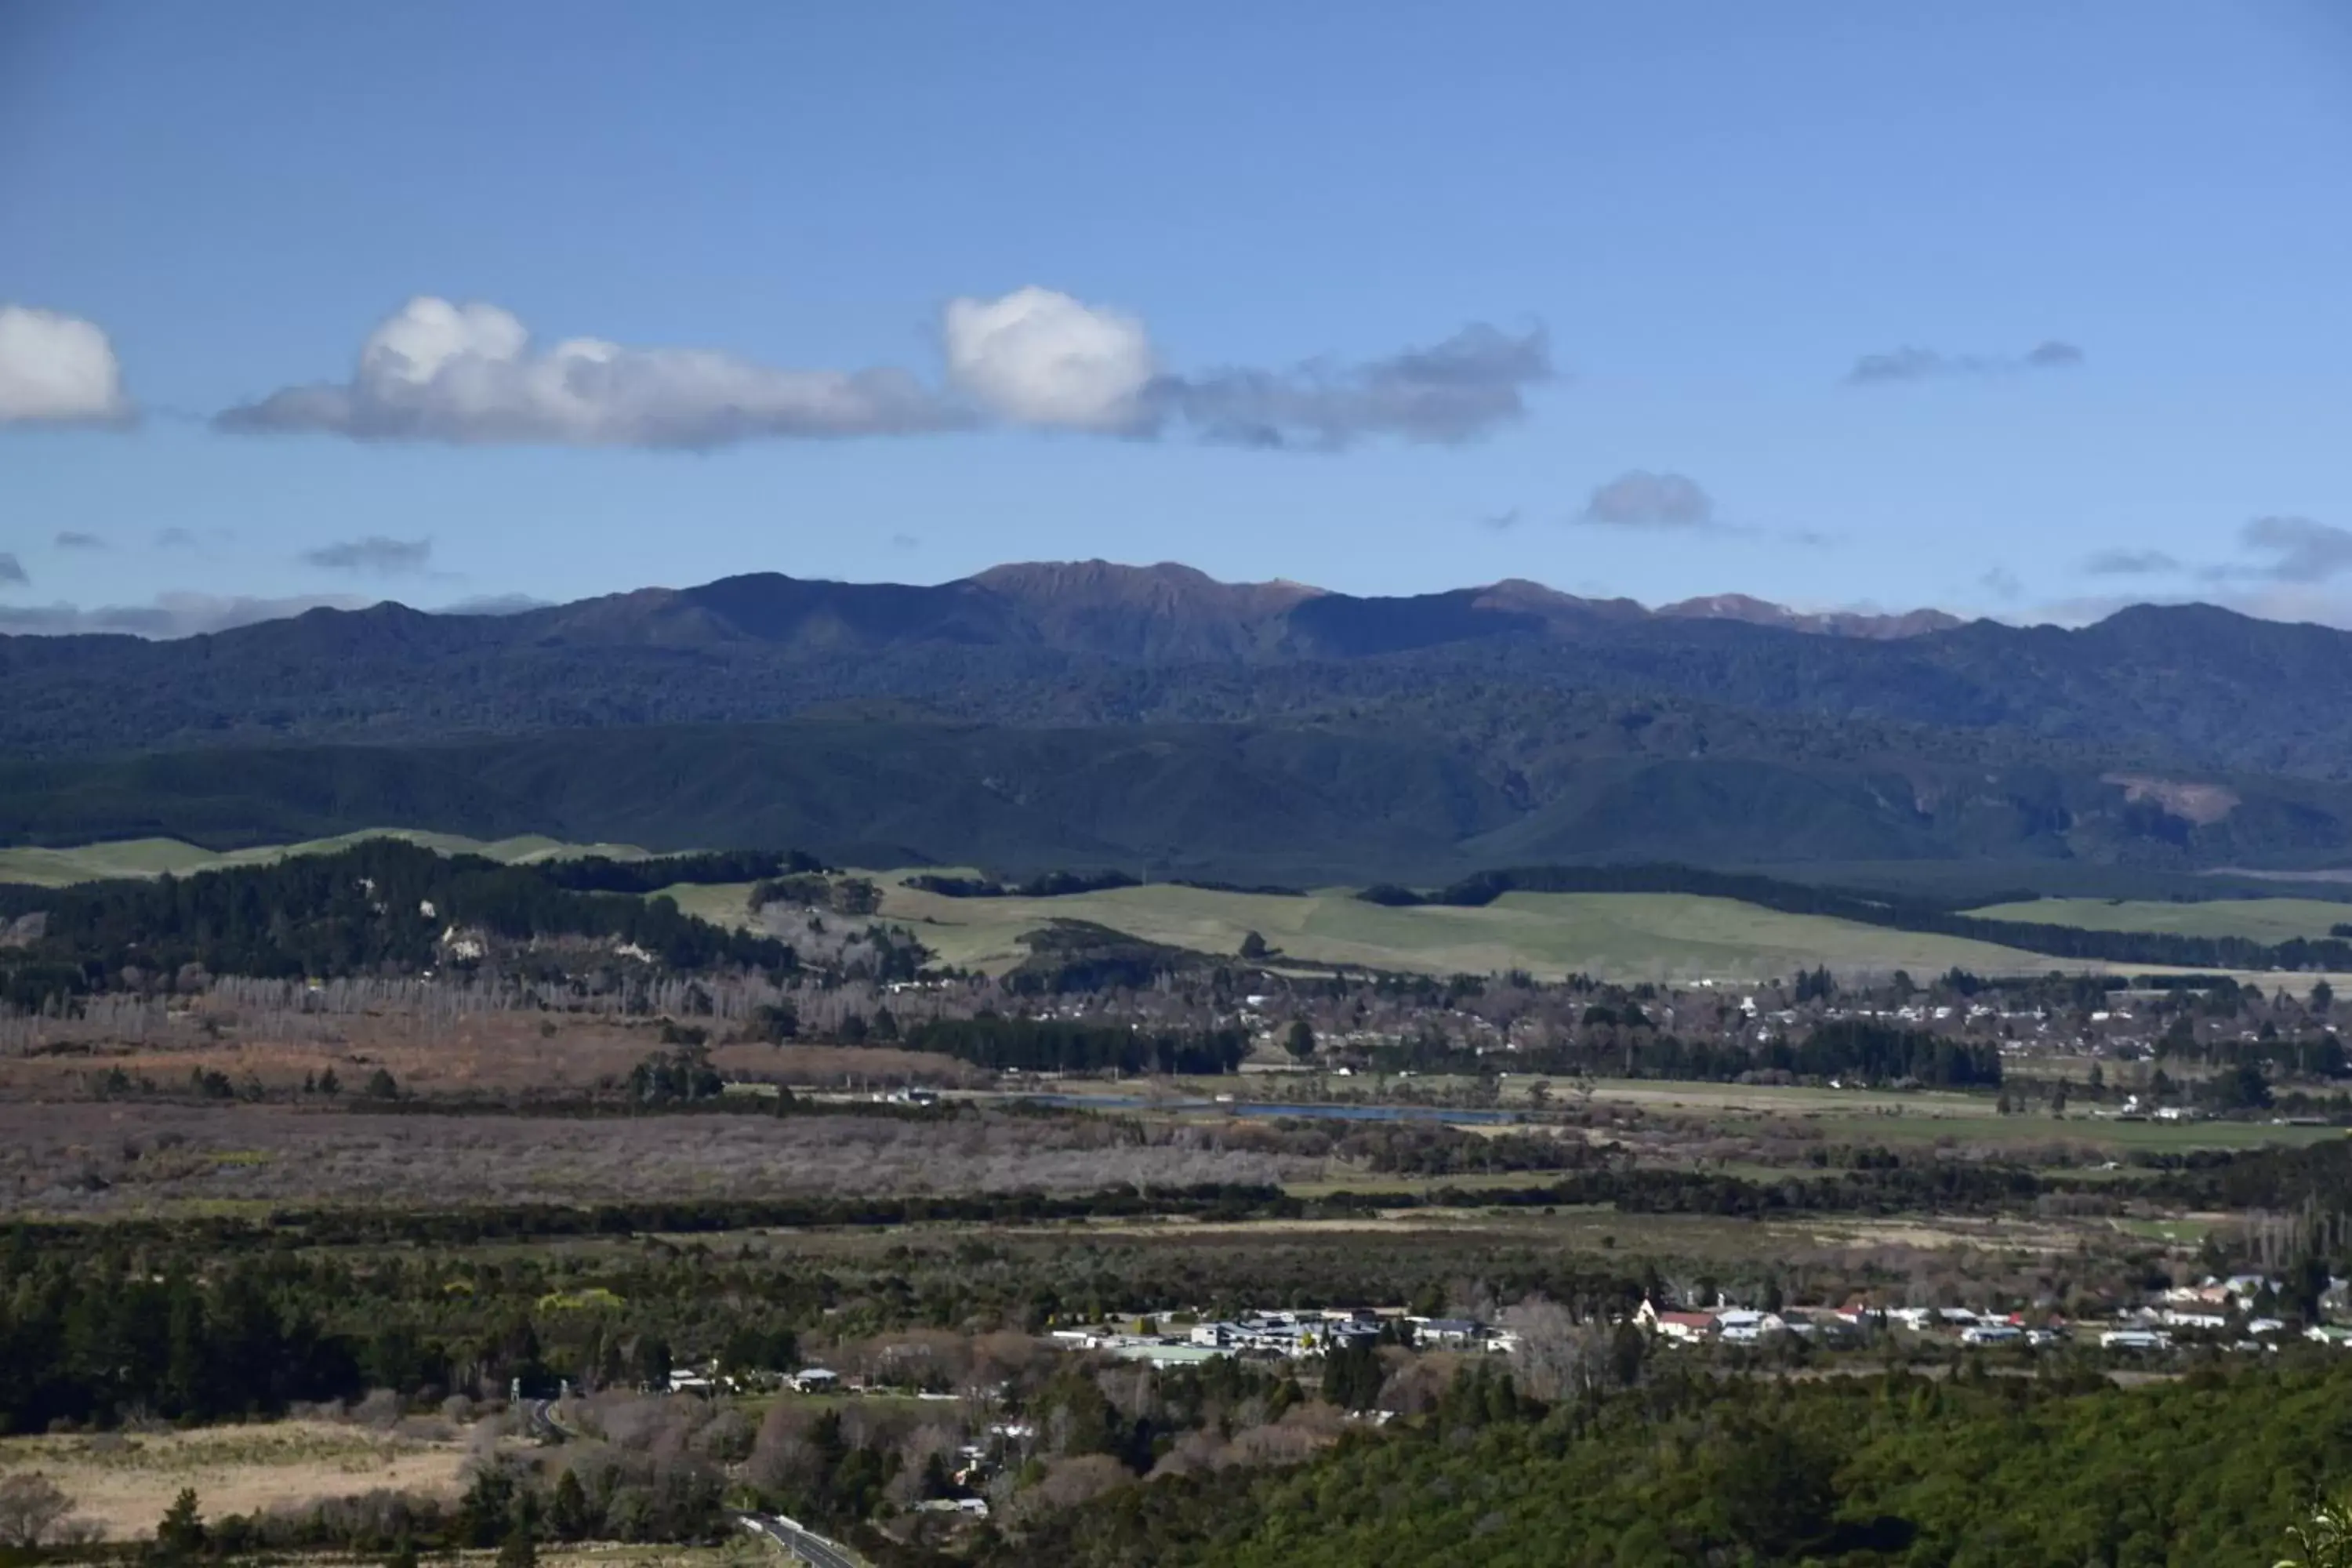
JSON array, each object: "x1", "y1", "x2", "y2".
[{"x1": 1010, "y1": 1093, "x2": 1522, "y2": 1126}]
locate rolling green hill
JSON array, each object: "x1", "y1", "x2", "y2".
[
  {"x1": 867, "y1": 880, "x2": 2096, "y2": 982},
  {"x1": 0, "y1": 829, "x2": 648, "y2": 888},
  {"x1": 1965, "y1": 895, "x2": 2352, "y2": 945}
]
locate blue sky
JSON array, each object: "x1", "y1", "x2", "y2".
[{"x1": 5, "y1": 0, "x2": 2352, "y2": 633}]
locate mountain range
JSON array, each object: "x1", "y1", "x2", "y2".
[{"x1": 6, "y1": 561, "x2": 2352, "y2": 886}]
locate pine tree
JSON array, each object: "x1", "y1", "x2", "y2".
[
  {"x1": 549, "y1": 1469, "x2": 592, "y2": 1542},
  {"x1": 155, "y1": 1488, "x2": 205, "y2": 1559},
  {"x1": 497, "y1": 1521, "x2": 538, "y2": 1568}
]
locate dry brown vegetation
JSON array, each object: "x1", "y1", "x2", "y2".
[
  {"x1": 0, "y1": 1000, "x2": 993, "y2": 1102},
  {"x1": 0, "y1": 1101, "x2": 1315, "y2": 1215},
  {"x1": 0, "y1": 1418, "x2": 489, "y2": 1542}
]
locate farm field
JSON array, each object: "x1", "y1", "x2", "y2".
[
  {"x1": 1966, "y1": 895, "x2": 2352, "y2": 943},
  {"x1": 869, "y1": 880, "x2": 2072, "y2": 983},
  {"x1": 0, "y1": 1418, "x2": 488, "y2": 1541},
  {"x1": 1546, "y1": 1076, "x2": 2343, "y2": 1155},
  {"x1": 1003, "y1": 1073, "x2": 2346, "y2": 1162},
  {"x1": 0, "y1": 829, "x2": 648, "y2": 887}
]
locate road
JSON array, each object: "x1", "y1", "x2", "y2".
[
  {"x1": 739, "y1": 1512, "x2": 861, "y2": 1568},
  {"x1": 525, "y1": 1398, "x2": 571, "y2": 1442}
]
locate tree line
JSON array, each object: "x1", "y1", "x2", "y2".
[
  {"x1": 534, "y1": 848, "x2": 821, "y2": 895},
  {"x1": 1373, "y1": 1019, "x2": 2002, "y2": 1089},
  {"x1": 1003, "y1": 1359, "x2": 2352, "y2": 1566},
  {"x1": 903, "y1": 1014, "x2": 1250, "y2": 1075},
  {"x1": 0, "y1": 1253, "x2": 360, "y2": 1432},
  {"x1": 0, "y1": 839, "x2": 793, "y2": 1009}
]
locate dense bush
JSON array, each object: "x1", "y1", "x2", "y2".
[
  {"x1": 905, "y1": 1014, "x2": 1249, "y2": 1076},
  {"x1": 1003, "y1": 1360, "x2": 2352, "y2": 1566},
  {"x1": 1, "y1": 840, "x2": 793, "y2": 1005}
]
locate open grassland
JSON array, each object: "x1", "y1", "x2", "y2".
[
  {"x1": 1549, "y1": 1076, "x2": 2343, "y2": 1156},
  {"x1": 1784, "y1": 1110, "x2": 2346, "y2": 1157},
  {"x1": 989, "y1": 1072, "x2": 2343, "y2": 1158},
  {"x1": 0, "y1": 830, "x2": 648, "y2": 887},
  {"x1": 1967, "y1": 895, "x2": 2352, "y2": 944},
  {"x1": 0, "y1": 1418, "x2": 485, "y2": 1541},
  {"x1": 867, "y1": 879, "x2": 2072, "y2": 982}
]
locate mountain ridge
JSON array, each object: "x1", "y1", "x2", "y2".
[
  {"x1": 9, "y1": 560, "x2": 2352, "y2": 881},
  {"x1": 4, "y1": 563, "x2": 2349, "y2": 780},
  {"x1": 3, "y1": 559, "x2": 1981, "y2": 652}
]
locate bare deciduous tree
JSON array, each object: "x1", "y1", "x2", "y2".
[
  {"x1": 1503, "y1": 1295, "x2": 1606, "y2": 1402},
  {"x1": 0, "y1": 1472, "x2": 76, "y2": 1549}
]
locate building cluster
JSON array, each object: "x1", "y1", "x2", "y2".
[
  {"x1": 1047, "y1": 1307, "x2": 1518, "y2": 1366},
  {"x1": 1635, "y1": 1272, "x2": 2352, "y2": 1358}
]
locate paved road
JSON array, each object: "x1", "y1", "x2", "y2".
[{"x1": 739, "y1": 1512, "x2": 859, "y2": 1568}]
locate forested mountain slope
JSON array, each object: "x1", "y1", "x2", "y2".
[{"x1": 6, "y1": 564, "x2": 2351, "y2": 880}]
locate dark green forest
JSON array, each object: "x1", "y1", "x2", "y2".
[
  {"x1": 16, "y1": 577, "x2": 2352, "y2": 881},
  {"x1": 1002, "y1": 1359, "x2": 2352, "y2": 1567},
  {"x1": 903, "y1": 1014, "x2": 1251, "y2": 1076},
  {"x1": 0, "y1": 840, "x2": 793, "y2": 1008}
]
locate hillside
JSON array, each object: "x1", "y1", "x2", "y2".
[
  {"x1": 9, "y1": 722, "x2": 2352, "y2": 884},
  {"x1": 7, "y1": 563, "x2": 2352, "y2": 881},
  {"x1": 870, "y1": 879, "x2": 2078, "y2": 982},
  {"x1": 8, "y1": 565, "x2": 2352, "y2": 778},
  {"x1": 0, "y1": 830, "x2": 650, "y2": 888}
]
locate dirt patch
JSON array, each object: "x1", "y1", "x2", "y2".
[{"x1": 2103, "y1": 773, "x2": 2241, "y2": 826}]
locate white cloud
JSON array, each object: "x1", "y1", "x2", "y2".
[
  {"x1": 436, "y1": 593, "x2": 551, "y2": 616},
  {"x1": 2080, "y1": 547, "x2": 2183, "y2": 577},
  {"x1": 0, "y1": 591, "x2": 372, "y2": 639},
  {"x1": 1845, "y1": 339, "x2": 2083, "y2": 386},
  {"x1": 1578, "y1": 470, "x2": 1716, "y2": 528},
  {"x1": 942, "y1": 287, "x2": 1157, "y2": 432},
  {"x1": 0, "y1": 305, "x2": 132, "y2": 425},
  {"x1": 302, "y1": 535, "x2": 433, "y2": 575},
  {"x1": 220, "y1": 290, "x2": 1550, "y2": 451},
  {"x1": 1150, "y1": 324, "x2": 1552, "y2": 448},
  {"x1": 2232, "y1": 516, "x2": 2352, "y2": 583},
  {"x1": 218, "y1": 296, "x2": 959, "y2": 447}
]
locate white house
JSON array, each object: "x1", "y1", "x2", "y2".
[{"x1": 1715, "y1": 1309, "x2": 1787, "y2": 1344}]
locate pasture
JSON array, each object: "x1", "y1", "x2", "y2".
[
  {"x1": 0, "y1": 829, "x2": 646, "y2": 887},
  {"x1": 871, "y1": 880, "x2": 2069, "y2": 983},
  {"x1": 1966, "y1": 895, "x2": 2352, "y2": 944}
]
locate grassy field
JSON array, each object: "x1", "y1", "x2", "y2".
[
  {"x1": 0, "y1": 829, "x2": 648, "y2": 887},
  {"x1": 1967, "y1": 895, "x2": 2352, "y2": 944},
  {"x1": 0, "y1": 1418, "x2": 488, "y2": 1541},
  {"x1": 869, "y1": 879, "x2": 2074, "y2": 983}
]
